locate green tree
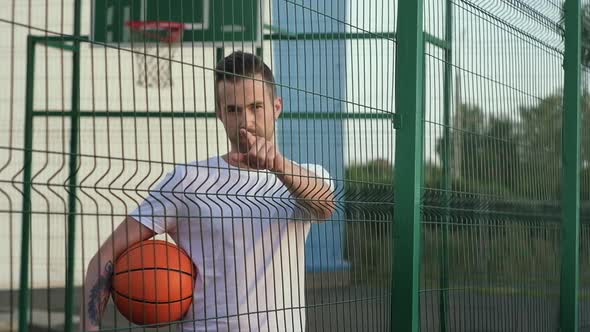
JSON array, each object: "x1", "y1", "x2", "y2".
[
  {"x1": 435, "y1": 104, "x2": 518, "y2": 195},
  {"x1": 517, "y1": 94, "x2": 562, "y2": 199},
  {"x1": 435, "y1": 95, "x2": 589, "y2": 200},
  {"x1": 485, "y1": 116, "x2": 521, "y2": 193},
  {"x1": 518, "y1": 93, "x2": 590, "y2": 197}
]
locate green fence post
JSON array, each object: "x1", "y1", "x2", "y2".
[
  {"x1": 439, "y1": 0, "x2": 453, "y2": 331},
  {"x1": 560, "y1": 0, "x2": 581, "y2": 331},
  {"x1": 18, "y1": 34, "x2": 37, "y2": 332},
  {"x1": 391, "y1": 0, "x2": 425, "y2": 331},
  {"x1": 64, "y1": 0, "x2": 82, "y2": 330}
]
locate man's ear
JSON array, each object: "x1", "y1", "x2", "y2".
[
  {"x1": 215, "y1": 95, "x2": 224, "y2": 120},
  {"x1": 215, "y1": 105, "x2": 222, "y2": 120},
  {"x1": 273, "y1": 97, "x2": 283, "y2": 120},
  {"x1": 214, "y1": 83, "x2": 224, "y2": 120}
]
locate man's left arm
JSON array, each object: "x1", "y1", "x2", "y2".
[{"x1": 229, "y1": 129, "x2": 336, "y2": 220}]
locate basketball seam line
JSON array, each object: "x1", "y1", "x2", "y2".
[
  {"x1": 114, "y1": 266, "x2": 194, "y2": 277},
  {"x1": 112, "y1": 289, "x2": 194, "y2": 304}
]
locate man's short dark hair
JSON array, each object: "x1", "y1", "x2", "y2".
[{"x1": 215, "y1": 51, "x2": 277, "y2": 103}]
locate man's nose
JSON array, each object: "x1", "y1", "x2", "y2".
[{"x1": 242, "y1": 108, "x2": 256, "y2": 129}]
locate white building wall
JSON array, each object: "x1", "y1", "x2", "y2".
[{"x1": 0, "y1": 0, "x2": 273, "y2": 289}]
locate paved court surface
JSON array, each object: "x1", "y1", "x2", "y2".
[{"x1": 3, "y1": 285, "x2": 590, "y2": 331}]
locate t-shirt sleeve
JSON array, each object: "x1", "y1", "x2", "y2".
[
  {"x1": 294, "y1": 163, "x2": 335, "y2": 220},
  {"x1": 299, "y1": 164, "x2": 335, "y2": 193},
  {"x1": 129, "y1": 166, "x2": 187, "y2": 234}
]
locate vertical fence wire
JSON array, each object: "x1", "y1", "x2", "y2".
[
  {"x1": 582, "y1": 51, "x2": 590, "y2": 329},
  {"x1": 582, "y1": 20, "x2": 590, "y2": 325}
]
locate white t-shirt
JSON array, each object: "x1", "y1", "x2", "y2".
[{"x1": 129, "y1": 156, "x2": 334, "y2": 332}]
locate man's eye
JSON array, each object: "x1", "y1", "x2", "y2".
[{"x1": 255, "y1": 105, "x2": 264, "y2": 110}]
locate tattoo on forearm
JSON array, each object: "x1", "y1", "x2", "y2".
[{"x1": 88, "y1": 261, "x2": 113, "y2": 326}]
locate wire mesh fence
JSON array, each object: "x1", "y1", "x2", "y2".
[
  {"x1": 0, "y1": 0, "x2": 587, "y2": 331},
  {"x1": 422, "y1": 0, "x2": 564, "y2": 330}
]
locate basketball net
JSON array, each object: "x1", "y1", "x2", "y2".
[{"x1": 126, "y1": 21, "x2": 184, "y2": 88}]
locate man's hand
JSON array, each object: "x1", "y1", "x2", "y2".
[
  {"x1": 228, "y1": 129, "x2": 335, "y2": 220},
  {"x1": 229, "y1": 129, "x2": 284, "y2": 172}
]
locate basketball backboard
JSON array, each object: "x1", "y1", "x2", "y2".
[{"x1": 91, "y1": 0, "x2": 261, "y2": 45}]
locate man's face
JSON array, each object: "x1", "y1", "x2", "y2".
[{"x1": 217, "y1": 75, "x2": 282, "y2": 153}]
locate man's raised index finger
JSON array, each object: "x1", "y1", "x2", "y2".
[{"x1": 240, "y1": 129, "x2": 258, "y2": 147}]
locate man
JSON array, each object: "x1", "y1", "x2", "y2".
[{"x1": 80, "y1": 51, "x2": 335, "y2": 331}]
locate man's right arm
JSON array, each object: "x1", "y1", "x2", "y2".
[{"x1": 80, "y1": 216, "x2": 155, "y2": 331}]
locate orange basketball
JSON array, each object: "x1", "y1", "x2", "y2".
[{"x1": 111, "y1": 240, "x2": 196, "y2": 326}]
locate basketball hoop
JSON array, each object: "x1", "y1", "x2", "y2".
[{"x1": 125, "y1": 21, "x2": 184, "y2": 88}]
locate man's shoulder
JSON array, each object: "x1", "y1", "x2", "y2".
[
  {"x1": 173, "y1": 156, "x2": 230, "y2": 184},
  {"x1": 176, "y1": 156, "x2": 222, "y2": 171}
]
